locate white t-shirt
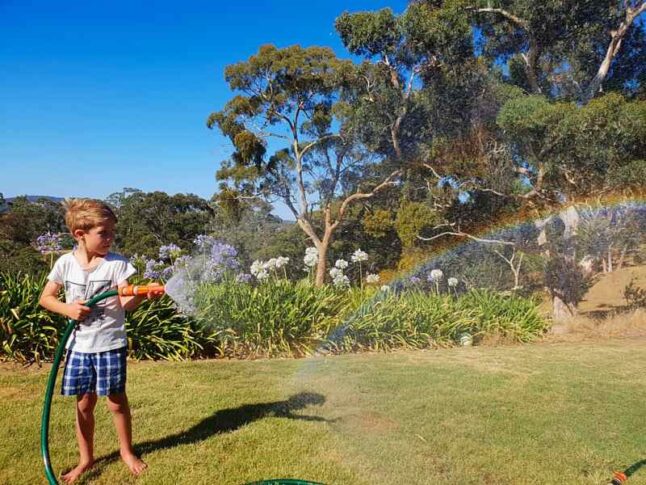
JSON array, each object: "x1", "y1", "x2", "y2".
[{"x1": 47, "y1": 252, "x2": 137, "y2": 353}]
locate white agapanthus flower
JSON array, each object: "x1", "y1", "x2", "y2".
[
  {"x1": 351, "y1": 249, "x2": 369, "y2": 263},
  {"x1": 250, "y1": 260, "x2": 264, "y2": 276},
  {"x1": 430, "y1": 269, "x2": 444, "y2": 281},
  {"x1": 366, "y1": 273, "x2": 380, "y2": 284},
  {"x1": 275, "y1": 256, "x2": 289, "y2": 268},
  {"x1": 380, "y1": 285, "x2": 391, "y2": 292},
  {"x1": 256, "y1": 270, "x2": 269, "y2": 281},
  {"x1": 333, "y1": 274, "x2": 350, "y2": 287},
  {"x1": 303, "y1": 247, "x2": 318, "y2": 268},
  {"x1": 335, "y1": 259, "x2": 348, "y2": 269},
  {"x1": 329, "y1": 267, "x2": 344, "y2": 279},
  {"x1": 263, "y1": 258, "x2": 278, "y2": 270},
  {"x1": 448, "y1": 277, "x2": 459, "y2": 287}
]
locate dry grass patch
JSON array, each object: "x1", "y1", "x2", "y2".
[{"x1": 548, "y1": 308, "x2": 646, "y2": 342}]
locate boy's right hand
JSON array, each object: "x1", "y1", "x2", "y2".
[{"x1": 66, "y1": 301, "x2": 91, "y2": 321}]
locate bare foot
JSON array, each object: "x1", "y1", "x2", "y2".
[
  {"x1": 61, "y1": 461, "x2": 94, "y2": 484},
  {"x1": 121, "y1": 451, "x2": 147, "y2": 476}
]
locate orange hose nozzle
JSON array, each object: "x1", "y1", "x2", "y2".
[
  {"x1": 119, "y1": 284, "x2": 165, "y2": 297},
  {"x1": 612, "y1": 471, "x2": 628, "y2": 484}
]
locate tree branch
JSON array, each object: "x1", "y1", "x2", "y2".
[
  {"x1": 417, "y1": 230, "x2": 516, "y2": 246},
  {"x1": 472, "y1": 6, "x2": 542, "y2": 93},
  {"x1": 471, "y1": 7, "x2": 529, "y2": 29},
  {"x1": 584, "y1": 0, "x2": 646, "y2": 102},
  {"x1": 332, "y1": 170, "x2": 401, "y2": 229}
]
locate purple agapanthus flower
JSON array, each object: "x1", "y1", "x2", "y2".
[
  {"x1": 235, "y1": 273, "x2": 252, "y2": 284},
  {"x1": 409, "y1": 276, "x2": 422, "y2": 285},
  {"x1": 210, "y1": 241, "x2": 240, "y2": 271},
  {"x1": 193, "y1": 234, "x2": 218, "y2": 251},
  {"x1": 173, "y1": 255, "x2": 191, "y2": 268},
  {"x1": 35, "y1": 232, "x2": 63, "y2": 254},
  {"x1": 159, "y1": 243, "x2": 181, "y2": 261},
  {"x1": 161, "y1": 265, "x2": 174, "y2": 280},
  {"x1": 144, "y1": 259, "x2": 162, "y2": 279}
]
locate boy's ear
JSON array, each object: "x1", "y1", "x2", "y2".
[{"x1": 73, "y1": 229, "x2": 85, "y2": 240}]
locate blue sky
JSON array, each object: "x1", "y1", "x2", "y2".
[{"x1": 0, "y1": 0, "x2": 407, "y2": 219}]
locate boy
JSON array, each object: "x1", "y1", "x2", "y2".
[{"x1": 39, "y1": 198, "x2": 161, "y2": 484}]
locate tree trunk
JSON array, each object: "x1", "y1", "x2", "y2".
[
  {"x1": 314, "y1": 225, "x2": 333, "y2": 287},
  {"x1": 617, "y1": 246, "x2": 627, "y2": 270},
  {"x1": 552, "y1": 295, "x2": 576, "y2": 322},
  {"x1": 513, "y1": 265, "x2": 521, "y2": 290}
]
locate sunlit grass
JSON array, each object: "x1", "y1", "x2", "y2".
[{"x1": 1, "y1": 338, "x2": 645, "y2": 484}]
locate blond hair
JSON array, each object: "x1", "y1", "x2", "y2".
[{"x1": 63, "y1": 198, "x2": 117, "y2": 234}]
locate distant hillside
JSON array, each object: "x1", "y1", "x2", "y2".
[
  {"x1": 0, "y1": 195, "x2": 64, "y2": 214},
  {"x1": 5, "y1": 195, "x2": 64, "y2": 203}
]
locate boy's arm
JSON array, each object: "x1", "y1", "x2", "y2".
[{"x1": 39, "y1": 281, "x2": 91, "y2": 321}]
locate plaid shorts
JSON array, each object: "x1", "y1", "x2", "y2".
[{"x1": 61, "y1": 347, "x2": 127, "y2": 396}]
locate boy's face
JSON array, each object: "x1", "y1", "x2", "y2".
[{"x1": 75, "y1": 222, "x2": 115, "y2": 256}]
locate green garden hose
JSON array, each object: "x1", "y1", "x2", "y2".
[
  {"x1": 40, "y1": 288, "x2": 323, "y2": 485},
  {"x1": 248, "y1": 480, "x2": 323, "y2": 485},
  {"x1": 41, "y1": 289, "x2": 118, "y2": 485}
]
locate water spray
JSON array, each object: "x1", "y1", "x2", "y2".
[{"x1": 41, "y1": 284, "x2": 165, "y2": 485}]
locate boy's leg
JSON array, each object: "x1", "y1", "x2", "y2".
[
  {"x1": 62, "y1": 393, "x2": 97, "y2": 483},
  {"x1": 61, "y1": 349, "x2": 97, "y2": 484},
  {"x1": 97, "y1": 347, "x2": 146, "y2": 475},
  {"x1": 106, "y1": 392, "x2": 147, "y2": 475}
]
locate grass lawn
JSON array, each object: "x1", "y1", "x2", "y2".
[{"x1": 1, "y1": 338, "x2": 645, "y2": 485}]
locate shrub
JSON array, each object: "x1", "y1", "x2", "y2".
[
  {"x1": 125, "y1": 297, "x2": 213, "y2": 361},
  {"x1": 0, "y1": 272, "x2": 66, "y2": 364},
  {"x1": 194, "y1": 279, "x2": 350, "y2": 358},
  {"x1": 331, "y1": 289, "x2": 547, "y2": 352},
  {"x1": 624, "y1": 279, "x2": 646, "y2": 309}
]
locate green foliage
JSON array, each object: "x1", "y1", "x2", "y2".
[
  {"x1": 334, "y1": 289, "x2": 546, "y2": 352},
  {"x1": 361, "y1": 209, "x2": 394, "y2": 239},
  {"x1": 0, "y1": 241, "x2": 48, "y2": 276},
  {"x1": 498, "y1": 93, "x2": 646, "y2": 197},
  {"x1": 395, "y1": 200, "x2": 440, "y2": 248},
  {"x1": 0, "y1": 272, "x2": 66, "y2": 364},
  {"x1": 455, "y1": 289, "x2": 547, "y2": 341},
  {"x1": 194, "y1": 279, "x2": 349, "y2": 358},
  {"x1": 472, "y1": 0, "x2": 646, "y2": 100},
  {"x1": 0, "y1": 197, "x2": 67, "y2": 274},
  {"x1": 2, "y1": 272, "x2": 546, "y2": 363},
  {"x1": 608, "y1": 159, "x2": 646, "y2": 189},
  {"x1": 0, "y1": 271, "x2": 214, "y2": 363},
  {"x1": 125, "y1": 297, "x2": 212, "y2": 361},
  {"x1": 0, "y1": 197, "x2": 66, "y2": 246},
  {"x1": 108, "y1": 189, "x2": 214, "y2": 259}
]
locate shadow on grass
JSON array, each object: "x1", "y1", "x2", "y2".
[{"x1": 77, "y1": 392, "x2": 329, "y2": 483}]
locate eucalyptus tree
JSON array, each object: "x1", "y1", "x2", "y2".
[
  {"x1": 467, "y1": 0, "x2": 646, "y2": 102},
  {"x1": 335, "y1": 2, "x2": 500, "y2": 252},
  {"x1": 497, "y1": 93, "x2": 646, "y2": 202},
  {"x1": 335, "y1": 2, "x2": 475, "y2": 164},
  {"x1": 208, "y1": 45, "x2": 400, "y2": 286}
]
